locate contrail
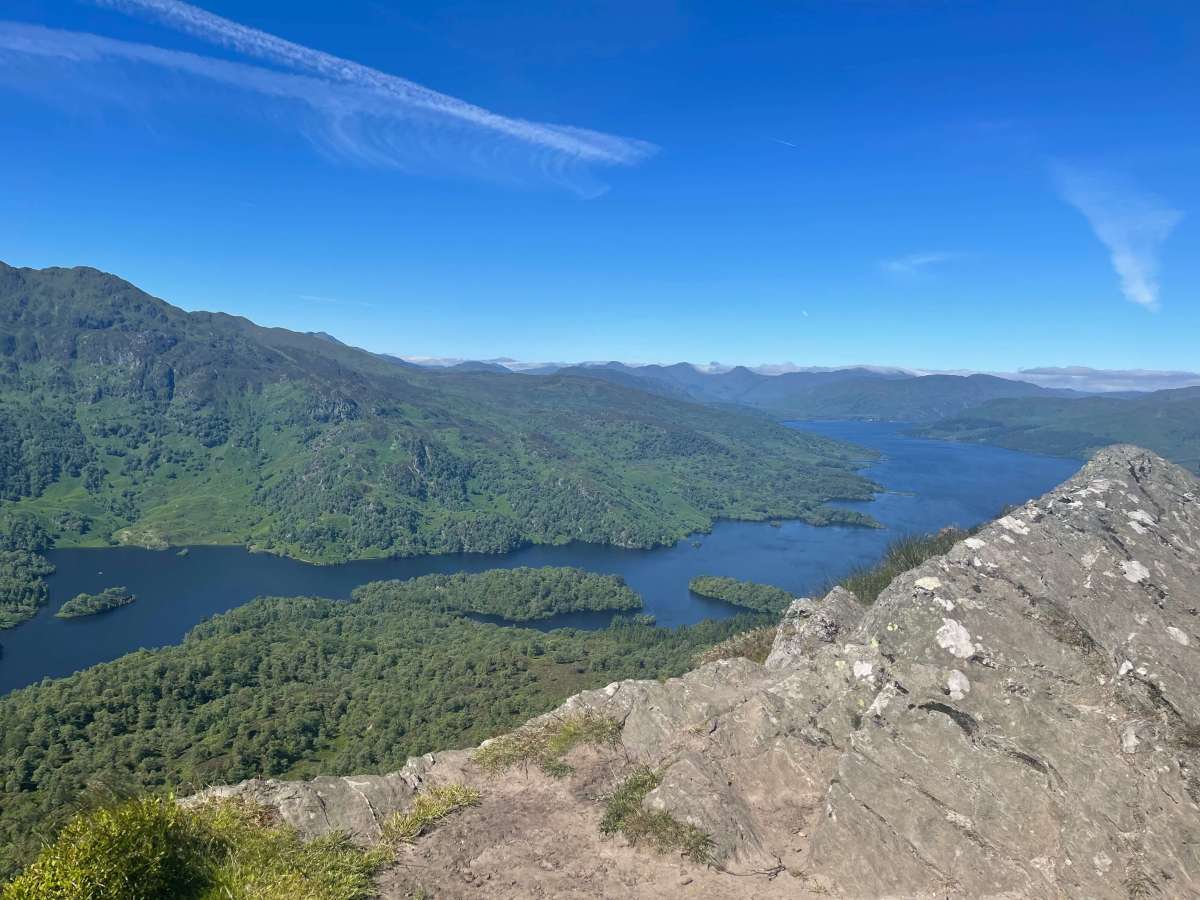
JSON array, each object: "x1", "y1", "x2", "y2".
[
  {"x1": 89, "y1": 0, "x2": 654, "y2": 166},
  {"x1": 880, "y1": 252, "x2": 961, "y2": 275}
]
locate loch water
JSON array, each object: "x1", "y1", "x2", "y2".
[{"x1": 0, "y1": 422, "x2": 1079, "y2": 695}]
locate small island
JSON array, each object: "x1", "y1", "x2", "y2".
[
  {"x1": 56, "y1": 587, "x2": 136, "y2": 619},
  {"x1": 688, "y1": 575, "x2": 794, "y2": 614}
]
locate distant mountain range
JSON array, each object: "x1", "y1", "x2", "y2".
[
  {"x1": 405, "y1": 358, "x2": 1200, "y2": 394},
  {"x1": 403, "y1": 358, "x2": 1089, "y2": 422},
  {"x1": 400, "y1": 357, "x2": 1200, "y2": 422},
  {"x1": 547, "y1": 363, "x2": 1086, "y2": 422},
  {"x1": 396, "y1": 359, "x2": 1199, "y2": 471}
]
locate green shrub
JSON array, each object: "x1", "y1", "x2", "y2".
[
  {"x1": 197, "y1": 802, "x2": 386, "y2": 900},
  {"x1": 1, "y1": 796, "x2": 207, "y2": 900},
  {"x1": 1, "y1": 796, "x2": 386, "y2": 900}
]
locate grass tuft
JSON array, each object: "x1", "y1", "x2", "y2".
[
  {"x1": 599, "y1": 767, "x2": 714, "y2": 865},
  {"x1": 382, "y1": 784, "x2": 481, "y2": 844},
  {"x1": 0, "y1": 795, "x2": 386, "y2": 900},
  {"x1": 473, "y1": 710, "x2": 622, "y2": 777},
  {"x1": 838, "y1": 528, "x2": 972, "y2": 604},
  {"x1": 692, "y1": 625, "x2": 779, "y2": 667}
]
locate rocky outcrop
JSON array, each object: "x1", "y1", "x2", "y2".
[
  {"x1": 764, "y1": 584, "x2": 863, "y2": 668},
  {"x1": 182, "y1": 774, "x2": 419, "y2": 843},
  {"x1": 192, "y1": 446, "x2": 1200, "y2": 898},
  {"x1": 794, "y1": 445, "x2": 1200, "y2": 898}
]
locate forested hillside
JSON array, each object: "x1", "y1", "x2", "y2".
[
  {"x1": 0, "y1": 568, "x2": 769, "y2": 878},
  {"x1": 918, "y1": 388, "x2": 1200, "y2": 473},
  {"x1": 0, "y1": 262, "x2": 876, "y2": 627}
]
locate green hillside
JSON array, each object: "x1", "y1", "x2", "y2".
[
  {"x1": 917, "y1": 388, "x2": 1200, "y2": 473},
  {"x1": 0, "y1": 262, "x2": 877, "y2": 626}
]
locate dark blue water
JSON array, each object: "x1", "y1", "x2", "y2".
[{"x1": 0, "y1": 423, "x2": 1078, "y2": 695}]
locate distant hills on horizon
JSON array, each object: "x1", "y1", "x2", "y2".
[
  {"x1": 401, "y1": 356, "x2": 1200, "y2": 396},
  {"x1": 392, "y1": 356, "x2": 1199, "y2": 424},
  {"x1": 544, "y1": 362, "x2": 1084, "y2": 423},
  {"x1": 387, "y1": 356, "x2": 1200, "y2": 475}
]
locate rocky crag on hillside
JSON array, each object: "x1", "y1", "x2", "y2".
[{"x1": 194, "y1": 446, "x2": 1200, "y2": 898}]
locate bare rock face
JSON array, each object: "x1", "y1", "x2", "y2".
[
  {"x1": 765, "y1": 585, "x2": 863, "y2": 668},
  {"x1": 181, "y1": 773, "x2": 427, "y2": 842},
  {"x1": 801, "y1": 445, "x2": 1200, "y2": 898},
  {"x1": 191, "y1": 446, "x2": 1200, "y2": 898}
]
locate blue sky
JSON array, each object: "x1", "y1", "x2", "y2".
[{"x1": 1, "y1": 0, "x2": 1197, "y2": 372}]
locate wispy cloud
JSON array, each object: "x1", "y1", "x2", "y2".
[
  {"x1": 1054, "y1": 165, "x2": 1182, "y2": 311},
  {"x1": 880, "y1": 252, "x2": 960, "y2": 275},
  {"x1": 0, "y1": 1, "x2": 655, "y2": 192},
  {"x1": 91, "y1": 0, "x2": 650, "y2": 165}
]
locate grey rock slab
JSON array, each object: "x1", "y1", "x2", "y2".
[{"x1": 184, "y1": 773, "x2": 418, "y2": 843}]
